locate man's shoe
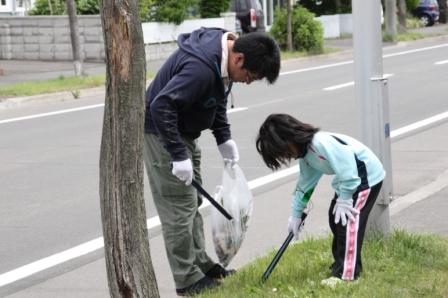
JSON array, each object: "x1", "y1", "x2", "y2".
[
  {"x1": 176, "y1": 276, "x2": 220, "y2": 296},
  {"x1": 205, "y1": 264, "x2": 236, "y2": 279}
]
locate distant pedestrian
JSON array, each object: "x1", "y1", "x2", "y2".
[
  {"x1": 144, "y1": 27, "x2": 281, "y2": 296},
  {"x1": 256, "y1": 113, "x2": 385, "y2": 285}
]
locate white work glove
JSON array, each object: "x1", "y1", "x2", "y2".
[
  {"x1": 287, "y1": 216, "x2": 303, "y2": 241},
  {"x1": 218, "y1": 139, "x2": 239, "y2": 167},
  {"x1": 332, "y1": 198, "x2": 360, "y2": 226},
  {"x1": 171, "y1": 159, "x2": 193, "y2": 185}
]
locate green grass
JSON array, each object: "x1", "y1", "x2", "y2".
[
  {"x1": 281, "y1": 47, "x2": 340, "y2": 60},
  {"x1": 0, "y1": 74, "x2": 105, "y2": 98},
  {"x1": 0, "y1": 72, "x2": 155, "y2": 98},
  {"x1": 197, "y1": 230, "x2": 448, "y2": 298}
]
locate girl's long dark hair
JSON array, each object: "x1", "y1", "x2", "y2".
[{"x1": 256, "y1": 114, "x2": 319, "y2": 170}]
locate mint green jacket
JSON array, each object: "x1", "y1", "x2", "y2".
[{"x1": 291, "y1": 132, "x2": 385, "y2": 218}]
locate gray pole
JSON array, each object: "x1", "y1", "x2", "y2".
[{"x1": 352, "y1": 0, "x2": 393, "y2": 234}]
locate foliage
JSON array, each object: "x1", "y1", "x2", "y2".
[
  {"x1": 406, "y1": 17, "x2": 424, "y2": 29},
  {"x1": 199, "y1": 0, "x2": 230, "y2": 18},
  {"x1": 270, "y1": 6, "x2": 324, "y2": 53},
  {"x1": 77, "y1": 0, "x2": 99, "y2": 14},
  {"x1": 197, "y1": 231, "x2": 448, "y2": 298},
  {"x1": 148, "y1": 0, "x2": 192, "y2": 25},
  {"x1": 299, "y1": 0, "x2": 352, "y2": 16},
  {"x1": 406, "y1": 0, "x2": 420, "y2": 13},
  {"x1": 139, "y1": 0, "x2": 155, "y2": 22},
  {"x1": 28, "y1": 0, "x2": 65, "y2": 15},
  {"x1": 0, "y1": 72, "x2": 154, "y2": 98}
]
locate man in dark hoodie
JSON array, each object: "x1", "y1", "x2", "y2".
[{"x1": 144, "y1": 27, "x2": 280, "y2": 296}]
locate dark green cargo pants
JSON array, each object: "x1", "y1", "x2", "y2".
[{"x1": 143, "y1": 133, "x2": 215, "y2": 289}]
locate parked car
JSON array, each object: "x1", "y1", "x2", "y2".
[
  {"x1": 412, "y1": 0, "x2": 440, "y2": 26},
  {"x1": 230, "y1": 0, "x2": 265, "y2": 34}
]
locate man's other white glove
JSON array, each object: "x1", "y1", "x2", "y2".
[
  {"x1": 333, "y1": 198, "x2": 360, "y2": 226},
  {"x1": 287, "y1": 216, "x2": 303, "y2": 241},
  {"x1": 218, "y1": 139, "x2": 239, "y2": 167},
  {"x1": 172, "y1": 159, "x2": 193, "y2": 185}
]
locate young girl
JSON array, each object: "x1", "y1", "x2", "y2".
[{"x1": 256, "y1": 113, "x2": 385, "y2": 283}]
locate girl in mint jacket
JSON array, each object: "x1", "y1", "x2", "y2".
[{"x1": 256, "y1": 113, "x2": 385, "y2": 283}]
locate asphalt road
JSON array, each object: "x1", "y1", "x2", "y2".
[{"x1": 1, "y1": 36, "x2": 448, "y2": 296}]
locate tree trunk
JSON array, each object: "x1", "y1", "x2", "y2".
[
  {"x1": 385, "y1": 0, "x2": 397, "y2": 41},
  {"x1": 47, "y1": 0, "x2": 53, "y2": 15},
  {"x1": 397, "y1": 0, "x2": 407, "y2": 33},
  {"x1": 335, "y1": 0, "x2": 341, "y2": 14},
  {"x1": 66, "y1": 0, "x2": 83, "y2": 76},
  {"x1": 286, "y1": 0, "x2": 293, "y2": 51},
  {"x1": 98, "y1": 0, "x2": 160, "y2": 295}
]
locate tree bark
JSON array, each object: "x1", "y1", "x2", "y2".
[
  {"x1": 66, "y1": 0, "x2": 83, "y2": 76},
  {"x1": 385, "y1": 0, "x2": 397, "y2": 41},
  {"x1": 99, "y1": 0, "x2": 160, "y2": 296},
  {"x1": 397, "y1": 0, "x2": 407, "y2": 33},
  {"x1": 286, "y1": 0, "x2": 293, "y2": 51},
  {"x1": 335, "y1": 0, "x2": 341, "y2": 14}
]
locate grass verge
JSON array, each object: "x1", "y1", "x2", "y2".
[
  {"x1": 281, "y1": 47, "x2": 340, "y2": 60},
  {"x1": 198, "y1": 230, "x2": 448, "y2": 298},
  {"x1": 0, "y1": 74, "x2": 105, "y2": 98},
  {"x1": 0, "y1": 72, "x2": 155, "y2": 98}
]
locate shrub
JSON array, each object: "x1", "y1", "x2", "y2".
[
  {"x1": 28, "y1": 0, "x2": 65, "y2": 15},
  {"x1": 299, "y1": 0, "x2": 351, "y2": 16},
  {"x1": 148, "y1": 0, "x2": 192, "y2": 24},
  {"x1": 406, "y1": 0, "x2": 420, "y2": 13},
  {"x1": 77, "y1": 0, "x2": 99, "y2": 14},
  {"x1": 270, "y1": 5, "x2": 324, "y2": 53},
  {"x1": 199, "y1": 0, "x2": 230, "y2": 18}
]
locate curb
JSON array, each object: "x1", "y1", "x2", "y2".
[{"x1": 390, "y1": 168, "x2": 448, "y2": 216}]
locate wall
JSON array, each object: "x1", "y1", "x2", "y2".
[
  {"x1": 316, "y1": 14, "x2": 353, "y2": 39},
  {"x1": 0, "y1": 12, "x2": 236, "y2": 61},
  {"x1": 0, "y1": 16, "x2": 104, "y2": 61}
]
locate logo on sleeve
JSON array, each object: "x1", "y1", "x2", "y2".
[{"x1": 204, "y1": 96, "x2": 217, "y2": 108}]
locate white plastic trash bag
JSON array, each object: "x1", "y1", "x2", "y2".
[{"x1": 211, "y1": 164, "x2": 253, "y2": 267}]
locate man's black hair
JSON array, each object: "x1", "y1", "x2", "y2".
[
  {"x1": 233, "y1": 32, "x2": 281, "y2": 84},
  {"x1": 256, "y1": 113, "x2": 319, "y2": 170}
]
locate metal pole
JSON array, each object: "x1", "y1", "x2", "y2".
[{"x1": 352, "y1": 0, "x2": 392, "y2": 235}]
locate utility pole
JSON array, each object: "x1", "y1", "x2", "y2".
[{"x1": 352, "y1": 0, "x2": 393, "y2": 234}]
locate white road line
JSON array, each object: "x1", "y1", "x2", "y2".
[
  {"x1": 2, "y1": 110, "x2": 448, "y2": 287},
  {"x1": 323, "y1": 74, "x2": 394, "y2": 91},
  {"x1": 280, "y1": 61, "x2": 354, "y2": 76},
  {"x1": 435, "y1": 60, "x2": 448, "y2": 65},
  {"x1": 227, "y1": 107, "x2": 248, "y2": 114},
  {"x1": 279, "y1": 44, "x2": 448, "y2": 76},
  {"x1": 0, "y1": 104, "x2": 105, "y2": 125},
  {"x1": 382, "y1": 44, "x2": 448, "y2": 58},
  {"x1": 323, "y1": 81, "x2": 354, "y2": 91},
  {"x1": 0, "y1": 105, "x2": 247, "y2": 125},
  {"x1": 390, "y1": 111, "x2": 448, "y2": 138}
]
